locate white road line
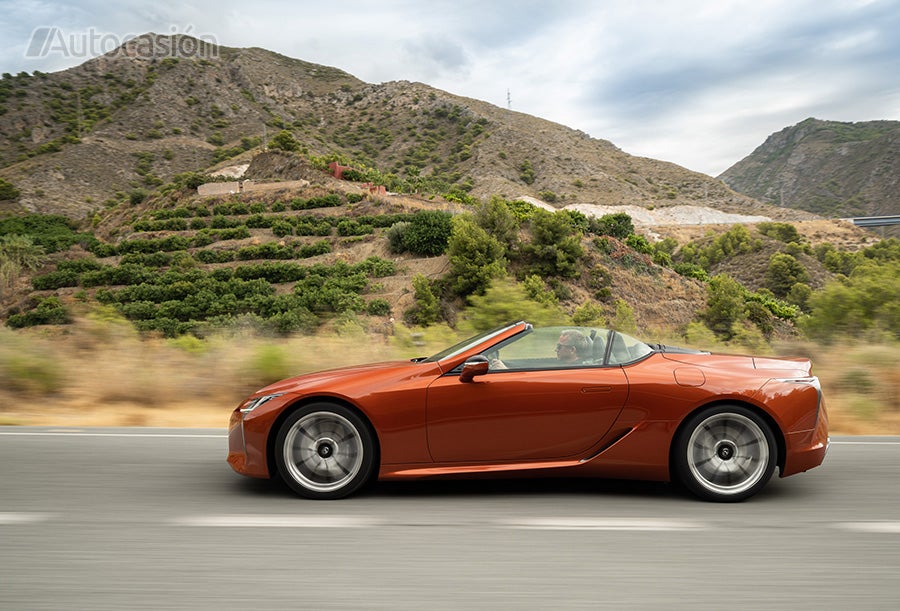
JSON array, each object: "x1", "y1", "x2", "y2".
[
  {"x1": 498, "y1": 517, "x2": 705, "y2": 531},
  {"x1": 0, "y1": 512, "x2": 54, "y2": 525},
  {"x1": 835, "y1": 522, "x2": 900, "y2": 534},
  {"x1": 0, "y1": 431, "x2": 225, "y2": 438},
  {"x1": 171, "y1": 514, "x2": 384, "y2": 528}
]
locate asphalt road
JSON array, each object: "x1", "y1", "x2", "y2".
[{"x1": 1, "y1": 428, "x2": 899, "y2": 610}]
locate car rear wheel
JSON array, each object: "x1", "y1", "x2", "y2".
[
  {"x1": 275, "y1": 403, "x2": 376, "y2": 500},
  {"x1": 674, "y1": 405, "x2": 777, "y2": 502}
]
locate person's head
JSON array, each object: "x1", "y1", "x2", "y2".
[{"x1": 555, "y1": 329, "x2": 590, "y2": 363}]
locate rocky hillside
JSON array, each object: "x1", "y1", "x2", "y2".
[
  {"x1": 0, "y1": 33, "x2": 809, "y2": 222},
  {"x1": 720, "y1": 118, "x2": 900, "y2": 218}
]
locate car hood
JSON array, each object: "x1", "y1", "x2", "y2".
[{"x1": 253, "y1": 359, "x2": 440, "y2": 397}]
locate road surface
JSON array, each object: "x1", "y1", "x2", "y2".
[{"x1": 1, "y1": 428, "x2": 899, "y2": 610}]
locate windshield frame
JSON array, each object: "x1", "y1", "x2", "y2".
[{"x1": 421, "y1": 321, "x2": 528, "y2": 363}]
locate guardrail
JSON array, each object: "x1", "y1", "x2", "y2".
[{"x1": 850, "y1": 215, "x2": 900, "y2": 228}]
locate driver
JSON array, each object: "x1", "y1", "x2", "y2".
[
  {"x1": 489, "y1": 329, "x2": 592, "y2": 370},
  {"x1": 555, "y1": 329, "x2": 592, "y2": 364}
]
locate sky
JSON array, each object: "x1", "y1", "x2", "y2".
[{"x1": 1, "y1": 0, "x2": 899, "y2": 176}]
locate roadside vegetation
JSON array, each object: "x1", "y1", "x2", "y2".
[{"x1": 1, "y1": 161, "x2": 897, "y2": 431}]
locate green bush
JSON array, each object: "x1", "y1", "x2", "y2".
[
  {"x1": 337, "y1": 219, "x2": 374, "y2": 236},
  {"x1": 673, "y1": 262, "x2": 709, "y2": 281},
  {"x1": 519, "y1": 159, "x2": 535, "y2": 184},
  {"x1": 0, "y1": 214, "x2": 92, "y2": 253},
  {"x1": 625, "y1": 234, "x2": 654, "y2": 255},
  {"x1": 402, "y1": 211, "x2": 453, "y2": 256},
  {"x1": 405, "y1": 274, "x2": 441, "y2": 325},
  {"x1": 386, "y1": 221, "x2": 410, "y2": 253},
  {"x1": 678, "y1": 225, "x2": 761, "y2": 270},
  {"x1": 366, "y1": 298, "x2": 392, "y2": 316},
  {"x1": 757, "y1": 222, "x2": 802, "y2": 244},
  {"x1": 31, "y1": 269, "x2": 79, "y2": 290},
  {"x1": 590, "y1": 212, "x2": 633, "y2": 239},
  {"x1": 6, "y1": 296, "x2": 71, "y2": 328},
  {"x1": 269, "y1": 130, "x2": 299, "y2": 151},
  {"x1": 0, "y1": 178, "x2": 20, "y2": 200}
]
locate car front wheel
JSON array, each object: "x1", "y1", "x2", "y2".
[
  {"x1": 674, "y1": 405, "x2": 777, "y2": 502},
  {"x1": 274, "y1": 403, "x2": 376, "y2": 500}
]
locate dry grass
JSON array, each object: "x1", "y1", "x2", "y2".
[{"x1": 1, "y1": 316, "x2": 897, "y2": 434}]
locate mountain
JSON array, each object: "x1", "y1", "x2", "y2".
[
  {"x1": 719, "y1": 118, "x2": 900, "y2": 218},
  {"x1": 0, "y1": 33, "x2": 809, "y2": 222}
]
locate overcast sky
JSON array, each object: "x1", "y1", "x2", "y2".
[{"x1": 2, "y1": 0, "x2": 899, "y2": 176}]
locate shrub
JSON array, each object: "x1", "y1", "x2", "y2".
[
  {"x1": 590, "y1": 212, "x2": 634, "y2": 239},
  {"x1": 386, "y1": 221, "x2": 410, "y2": 253},
  {"x1": 6, "y1": 296, "x2": 71, "y2": 328},
  {"x1": 673, "y1": 263, "x2": 709, "y2": 282},
  {"x1": 519, "y1": 159, "x2": 535, "y2": 184},
  {"x1": 366, "y1": 298, "x2": 392, "y2": 316},
  {"x1": 269, "y1": 130, "x2": 299, "y2": 151},
  {"x1": 31, "y1": 269, "x2": 79, "y2": 290},
  {"x1": 0, "y1": 178, "x2": 20, "y2": 200},
  {"x1": 757, "y1": 222, "x2": 802, "y2": 244},
  {"x1": 802, "y1": 261, "x2": 900, "y2": 341},
  {"x1": 402, "y1": 211, "x2": 452, "y2": 256},
  {"x1": 404, "y1": 274, "x2": 441, "y2": 325},
  {"x1": 625, "y1": 234, "x2": 654, "y2": 255},
  {"x1": 337, "y1": 219, "x2": 374, "y2": 236}
]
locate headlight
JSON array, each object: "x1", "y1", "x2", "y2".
[{"x1": 239, "y1": 393, "x2": 284, "y2": 414}]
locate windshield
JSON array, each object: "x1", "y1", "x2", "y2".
[
  {"x1": 482, "y1": 326, "x2": 653, "y2": 368},
  {"x1": 422, "y1": 322, "x2": 525, "y2": 363}
]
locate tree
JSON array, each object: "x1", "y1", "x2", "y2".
[
  {"x1": 447, "y1": 216, "x2": 506, "y2": 296},
  {"x1": 269, "y1": 130, "x2": 299, "y2": 152},
  {"x1": 702, "y1": 274, "x2": 748, "y2": 339},
  {"x1": 765, "y1": 253, "x2": 809, "y2": 297},
  {"x1": 405, "y1": 274, "x2": 441, "y2": 325},
  {"x1": 463, "y1": 278, "x2": 567, "y2": 332},
  {"x1": 801, "y1": 261, "x2": 900, "y2": 341},
  {"x1": 474, "y1": 196, "x2": 519, "y2": 251},
  {"x1": 522, "y1": 209, "x2": 584, "y2": 278}
]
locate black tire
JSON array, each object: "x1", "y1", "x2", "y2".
[
  {"x1": 274, "y1": 402, "x2": 376, "y2": 500},
  {"x1": 673, "y1": 405, "x2": 777, "y2": 502}
]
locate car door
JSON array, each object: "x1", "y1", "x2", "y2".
[{"x1": 425, "y1": 366, "x2": 629, "y2": 463}]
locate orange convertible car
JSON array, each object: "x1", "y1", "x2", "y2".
[{"x1": 228, "y1": 321, "x2": 828, "y2": 502}]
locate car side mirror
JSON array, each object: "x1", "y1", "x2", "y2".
[{"x1": 459, "y1": 355, "x2": 490, "y2": 383}]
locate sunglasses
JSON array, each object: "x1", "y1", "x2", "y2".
[{"x1": 555, "y1": 344, "x2": 575, "y2": 352}]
